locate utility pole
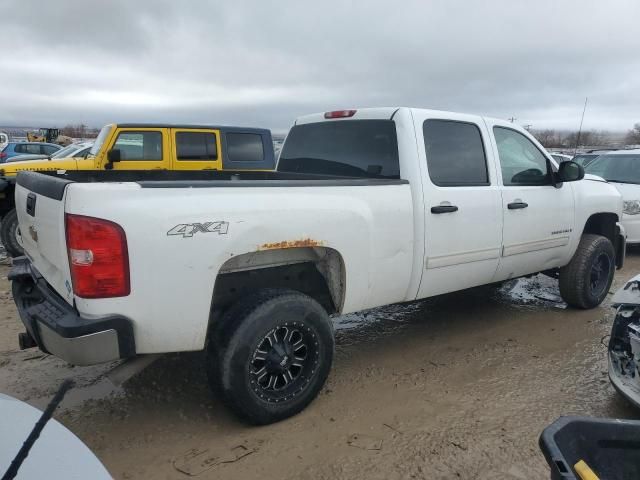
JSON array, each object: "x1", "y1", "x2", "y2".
[
  {"x1": 508, "y1": 117, "x2": 517, "y2": 123},
  {"x1": 523, "y1": 124, "x2": 532, "y2": 131},
  {"x1": 574, "y1": 97, "x2": 588, "y2": 155}
]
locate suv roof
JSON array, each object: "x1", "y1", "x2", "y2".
[{"x1": 115, "y1": 124, "x2": 271, "y2": 134}]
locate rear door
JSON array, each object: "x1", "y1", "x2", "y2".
[
  {"x1": 170, "y1": 128, "x2": 222, "y2": 171},
  {"x1": 487, "y1": 120, "x2": 575, "y2": 280},
  {"x1": 415, "y1": 112, "x2": 503, "y2": 298},
  {"x1": 108, "y1": 128, "x2": 169, "y2": 170}
]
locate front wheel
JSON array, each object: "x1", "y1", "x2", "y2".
[
  {"x1": 0, "y1": 209, "x2": 23, "y2": 258},
  {"x1": 559, "y1": 234, "x2": 615, "y2": 309},
  {"x1": 207, "y1": 289, "x2": 334, "y2": 424}
]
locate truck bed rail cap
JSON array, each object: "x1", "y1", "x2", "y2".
[{"x1": 16, "y1": 171, "x2": 73, "y2": 200}]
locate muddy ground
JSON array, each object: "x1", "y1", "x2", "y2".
[{"x1": 1, "y1": 254, "x2": 640, "y2": 480}]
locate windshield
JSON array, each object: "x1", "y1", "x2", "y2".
[
  {"x1": 572, "y1": 154, "x2": 600, "y2": 167},
  {"x1": 585, "y1": 154, "x2": 640, "y2": 184},
  {"x1": 51, "y1": 144, "x2": 77, "y2": 158},
  {"x1": 88, "y1": 125, "x2": 113, "y2": 157}
]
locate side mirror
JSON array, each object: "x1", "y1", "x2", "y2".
[
  {"x1": 557, "y1": 160, "x2": 584, "y2": 183},
  {"x1": 105, "y1": 149, "x2": 121, "y2": 170}
]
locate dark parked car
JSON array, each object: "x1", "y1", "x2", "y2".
[{"x1": 0, "y1": 142, "x2": 62, "y2": 163}]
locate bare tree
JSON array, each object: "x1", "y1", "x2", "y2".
[{"x1": 626, "y1": 123, "x2": 640, "y2": 144}]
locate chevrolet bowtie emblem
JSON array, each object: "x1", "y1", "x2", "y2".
[{"x1": 28, "y1": 225, "x2": 38, "y2": 242}]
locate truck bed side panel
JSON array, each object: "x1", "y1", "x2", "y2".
[{"x1": 61, "y1": 182, "x2": 414, "y2": 353}]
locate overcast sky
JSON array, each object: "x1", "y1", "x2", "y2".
[{"x1": 1, "y1": 0, "x2": 639, "y2": 132}]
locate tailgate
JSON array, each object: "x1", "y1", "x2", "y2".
[{"x1": 15, "y1": 172, "x2": 74, "y2": 304}]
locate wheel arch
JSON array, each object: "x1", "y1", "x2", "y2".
[
  {"x1": 582, "y1": 212, "x2": 618, "y2": 245},
  {"x1": 581, "y1": 212, "x2": 624, "y2": 267},
  {"x1": 209, "y1": 246, "x2": 346, "y2": 326}
]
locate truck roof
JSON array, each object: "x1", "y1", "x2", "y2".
[
  {"x1": 114, "y1": 123, "x2": 271, "y2": 135},
  {"x1": 294, "y1": 107, "x2": 508, "y2": 126}
]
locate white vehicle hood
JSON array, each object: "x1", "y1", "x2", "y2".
[
  {"x1": 609, "y1": 181, "x2": 640, "y2": 200},
  {"x1": 583, "y1": 173, "x2": 607, "y2": 182},
  {"x1": 0, "y1": 394, "x2": 111, "y2": 479}
]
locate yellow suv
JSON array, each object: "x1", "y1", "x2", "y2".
[{"x1": 0, "y1": 123, "x2": 275, "y2": 256}]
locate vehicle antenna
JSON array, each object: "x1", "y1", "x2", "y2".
[
  {"x1": 574, "y1": 97, "x2": 588, "y2": 156},
  {"x1": 2, "y1": 379, "x2": 75, "y2": 480}
]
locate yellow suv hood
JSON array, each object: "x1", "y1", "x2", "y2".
[{"x1": 0, "y1": 157, "x2": 78, "y2": 177}]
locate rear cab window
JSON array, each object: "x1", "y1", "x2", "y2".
[
  {"x1": 278, "y1": 120, "x2": 399, "y2": 178},
  {"x1": 171, "y1": 129, "x2": 221, "y2": 170}
]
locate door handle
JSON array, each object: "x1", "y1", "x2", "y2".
[
  {"x1": 431, "y1": 205, "x2": 459, "y2": 214},
  {"x1": 507, "y1": 201, "x2": 528, "y2": 210}
]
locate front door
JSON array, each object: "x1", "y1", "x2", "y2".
[
  {"x1": 488, "y1": 122, "x2": 575, "y2": 280},
  {"x1": 109, "y1": 128, "x2": 169, "y2": 170},
  {"x1": 416, "y1": 113, "x2": 503, "y2": 299}
]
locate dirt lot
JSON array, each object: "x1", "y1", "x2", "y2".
[{"x1": 1, "y1": 254, "x2": 640, "y2": 480}]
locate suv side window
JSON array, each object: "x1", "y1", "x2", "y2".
[
  {"x1": 423, "y1": 119, "x2": 489, "y2": 186},
  {"x1": 226, "y1": 133, "x2": 264, "y2": 163},
  {"x1": 494, "y1": 127, "x2": 550, "y2": 186},
  {"x1": 176, "y1": 132, "x2": 218, "y2": 160},
  {"x1": 113, "y1": 131, "x2": 163, "y2": 160}
]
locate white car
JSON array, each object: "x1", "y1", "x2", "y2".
[
  {"x1": 585, "y1": 149, "x2": 640, "y2": 244},
  {"x1": 11, "y1": 107, "x2": 626, "y2": 424},
  {"x1": 0, "y1": 393, "x2": 111, "y2": 479},
  {"x1": 6, "y1": 141, "x2": 93, "y2": 163},
  {"x1": 0, "y1": 132, "x2": 8, "y2": 150}
]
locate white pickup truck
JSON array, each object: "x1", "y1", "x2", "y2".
[{"x1": 10, "y1": 107, "x2": 626, "y2": 424}]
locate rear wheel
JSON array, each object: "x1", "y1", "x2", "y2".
[
  {"x1": 206, "y1": 289, "x2": 334, "y2": 424},
  {"x1": 559, "y1": 234, "x2": 615, "y2": 309},
  {"x1": 0, "y1": 209, "x2": 23, "y2": 258}
]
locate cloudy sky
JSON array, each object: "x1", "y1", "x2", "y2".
[{"x1": 1, "y1": 0, "x2": 639, "y2": 132}]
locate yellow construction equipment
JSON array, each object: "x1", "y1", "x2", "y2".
[{"x1": 26, "y1": 128, "x2": 72, "y2": 146}]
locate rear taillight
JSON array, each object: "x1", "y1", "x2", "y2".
[
  {"x1": 0, "y1": 152, "x2": 7, "y2": 160},
  {"x1": 65, "y1": 214, "x2": 130, "y2": 298},
  {"x1": 324, "y1": 109, "x2": 357, "y2": 119}
]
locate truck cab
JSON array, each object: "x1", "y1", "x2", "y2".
[{"x1": 9, "y1": 107, "x2": 626, "y2": 425}]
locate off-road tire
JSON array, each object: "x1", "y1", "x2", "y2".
[
  {"x1": 559, "y1": 234, "x2": 615, "y2": 309},
  {"x1": 0, "y1": 209, "x2": 23, "y2": 258},
  {"x1": 206, "y1": 289, "x2": 334, "y2": 425}
]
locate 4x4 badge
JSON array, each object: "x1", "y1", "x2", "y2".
[{"x1": 167, "y1": 221, "x2": 229, "y2": 238}]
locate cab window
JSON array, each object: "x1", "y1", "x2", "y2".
[
  {"x1": 494, "y1": 127, "x2": 550, "y2": 186},
  {"x1": 113, "y1": 131, "x2": 162, "y2": 160},
  {"x1": 423, "y1": 119, "x2": 489, "y2": 186},
  {"x1": 176, "y1": 132, "x2": 217, "y2": 160}
]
